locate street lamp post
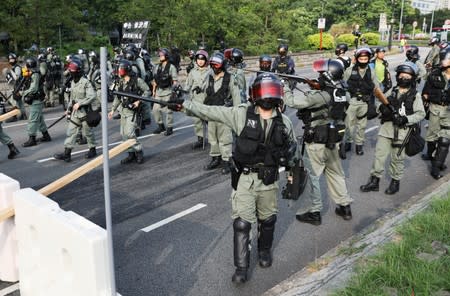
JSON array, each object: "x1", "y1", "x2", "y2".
[
  {"x1": 398, "y1": 0, "x2": 405, "y2": 41},
  {"x1": 388, "y1": 18, "x2": 395, "y2": 51}
]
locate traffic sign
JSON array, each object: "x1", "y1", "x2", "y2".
[{"x1": 318, "y1": 18, "x2": 326, "y2": 29}]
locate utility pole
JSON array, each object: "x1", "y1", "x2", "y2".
[{"x1": 398, "y1": 0, "x2": 405, "y2": 41}]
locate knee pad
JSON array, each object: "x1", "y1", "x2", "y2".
[{"x1": 233, "y1": 218, "x2": 251, "y2": 232}]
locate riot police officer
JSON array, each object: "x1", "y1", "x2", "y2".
[
  {"x1": 21, "y1": 57, "x2": 51, "y2": 147},
  {"x1": 259, "y1": 54, "x2": 272, "y2": 74},
  {"x1": 225, "y1": 48, "x2": 247, "y2": 103},
  {"x1": 361, "y1": 62, "x2": 425, "y2": 194},
  {"x1": 6, "y1": 53, "x2": 27, "y2": 120},
  {"x1": 184, "y1": 49, "x2": 210, "y2": 149},
  {"x1": 0, "y1": 122, "x2": 20, "y2": 160},
  {"x1": 54, "y1": 59, "x2": 97, "y2": 162},
  {"x1": 405, "y1": 45, "x2": 426, "y2": 82},
  {"x1": 284, "y1": 59, "x2": 353, "y2": 224},
  {"x1": 202, "y1": 52, "x2": 241, "y2": 174},
  {"x1": 421, "y1": 47, "x2": 450, "y2": 179},
  {"x1": 425, "y1": 37, "x2": 441, "y2": 70},
  {"x1": 335, "y1": 43, "x2": 351, "y2": 69},
  {"x1": 152, "y1": 48, "x2": 178, "y2": 135},
  {"x1": 186, "y1": 49, "x2": 195, "y2": 74},
  {"x1": 168, "y1": 73, "x2": 297, "y2": 284},
  {"x1": 108, "y1": 60, "x2": 150, "y2": 164},
  {"x1": 271, "y1": 44, "x2": 295, "y2": 75},
  {"x1": 341, "y1": 47, "x2": 381, "y2": 156}
]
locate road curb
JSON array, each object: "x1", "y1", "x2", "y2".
[{"x1": 263, "y1": 175, "x2": 450, "y2": 296}]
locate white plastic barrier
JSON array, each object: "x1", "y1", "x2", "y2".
[
  {"x1": 0, "y1": 173, "x2": 20, "y2": 282},
  {"x1": 14, "y1": 188, "x2": 114, "y2": 296}
]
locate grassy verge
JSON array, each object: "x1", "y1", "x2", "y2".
[{"x1": 333, "y1": 195, "x2": 450, "y2": 296}]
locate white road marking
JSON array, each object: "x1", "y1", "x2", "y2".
[
  {"x1": 36, "y1": 124, "x2": 194, "y2": 163},
  {"x1": 0, "y1": 283, "x2": 19, "y2": 296},
  {"x1": 3, "y1": 116, "x2": 62, "y2": 129},
  {"x1": 140, "y1": 203, "x2": 207, "y2": 233}
]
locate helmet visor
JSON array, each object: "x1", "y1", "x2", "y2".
[
  {"x1": 251, "y1": 81, "x2": 283, "y2": 101},
  {"x1": 312, "y1": 59, "x2": 328, "y2": 73}
]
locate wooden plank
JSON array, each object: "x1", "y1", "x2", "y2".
[
  {"x1": 38, "y1": 139, "x2": 136, "y2": 196},
  {"x1": 0, "y1": 109, "x2": 21, "y2": 122},
  {"x1": 0, "y1": 139, "x2": 136, "y2": 223}
]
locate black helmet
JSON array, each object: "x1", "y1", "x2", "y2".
[
  {"x1": 250, "y1": 73, "x2": 283, "y2": 108},
  {"x1": 355, "y1": 47, "x2": 373, "y2": 59},
  {"x1": 158, "y1": 48, "x2": 170, "y2": 58},
  {"x1": 313, "y1": 58, "x2": 345, "y2": 82},
  {"x1": 124, "y1": 50, "x2": 136, "y2": 61},
  {"x1": 125, "y1": 43, "x2": 140, "y2": 56},
  {"x1": 37, "y1": 54, "x2": 46, "y2": 62},
  {"x1": 118, "y1": 59, "x2": 132, "y2": 76},
  {"x1": 88, "y1": 51, "x2": 98, "y2": 64},
  {"x1": 209, "y1": 52, "x2": 226, "y2": 70},
  {"x1": 278, "y1": 44, "x2": 288, "y2": 56},
  {"x1": 428, "y1": 37, "x2": 440, "y2": 46},
  {"x1": 395, "y1": 61, "x2": 418, "y2": 77},
  {"x1": 188, "y1": 49, "x2": 195, "y2": 58},
  {"x1": 67, "y1": 59, "x2": 83, "y2": 73},
  {"x1": 195, "y1": 49, "x2": 209, "y2": 61},
  {"x1": 25, "y1": 57, "x2": 38, "y2": 69},
  {"x1": 231, "y1": 48, "x2": 244, "y2": 65},
  {"x1": 406, "y1": 45, "x2": 420, "y2": 61},
  {"x1": 259, "y1": 54, "x2": 272, "y2": 71},
  {"x1": 47, "y1": 47, "x2": 54, "y2": 53},
  {"x1": 335, "y1": 43, "x2": 348, "y2": 55},
  {"x1": 8, "y1": 53, "x2": 17, "y2": 60},
  {"x1": 375, "y1": 47, "x2": 386, "y2": 54},
  {"x1": 439, "y1": 47, "x2": 450, "y2": 63}
]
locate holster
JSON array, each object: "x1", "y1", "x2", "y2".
[
  {"x1": 257, "y1": 166, "x2": 279, "y2": 185},
  {"x1": 230, "y1": 158, "x2": 242, "y2": 190}
]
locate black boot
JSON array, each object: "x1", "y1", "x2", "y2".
[
  {"x1": 38, "y1": 131, "x2": 52, "y2": 142},
  {"x1": 22, "y1": 136, "x2": 37, "y2": 147},
  {"x1": 85, "y1": 147, "x2": 97, "y2": 159},
  {"x1": 345, "y1": 142, "x2": 352, "y2": 152},
  {"x1": 192, "y1": 136, "x2": 204, "y2": 149},
  {"x1": 54, "y1": 148, "x2": 72, "y2": 162},
  {"x1": 121, "y1": 152, "x2": 136, "y2": 164},
  {"x1": 338, "y1": 142, "x2": 347, "y2": 160},
  {"x1": 153, "y1": 123, "x2": 166, "y2": 134},
  {"x1": 385, "y1": 179, "x2": 400, "y2": 195},
  {"x1": 355, "y1": 144, "x2": 364, "y2": 155},
  {"x1": 422, "y1": 141, "x2": 436, "y2": 161},
  {"x1": 296, "y1": 211, "x2": 321, "y2": 226},
  {"x1": 164, "y1": 127, "x2": 173, "y2": 136},
  {"x1": 335, "y1": 204, "x2": 352, "y2": 220},
  {"x1": 204, "y1": 156, "x2": 221, "y2": 170},
  {"x1": 136, "y1": 151, "x2": 144, "y2": 164},
  {"x1": 7, "y1": 143, "x2": 20, "y2": 159},
  {"x1": 360, "y1": 175, "x2": 380, "y2": 192},
  {"x1": 221, "y1": 161, "x2": 231, "y2": 174},
  {"x1": 232, "y1": 218, "x2": 251, "y2": 284},
  {"x1": 258, "y1": 215, "x2": 276, "y2": 268},
  {"x1": 431, "y1": 137, "x2": 449, "y2": 180}
]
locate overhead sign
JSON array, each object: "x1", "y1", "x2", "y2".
[
  {"x1": 121, "y1": 20, "x2": 150, "y2": 48},
  {"x1": 379, "y1": 13, "x2": 388, "y2": 32},
  {"x1": 318, "y1": 18, "x2": 326, "y2": 29}
]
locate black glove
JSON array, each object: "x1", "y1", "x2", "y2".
[
  {"x1": 392, "y1": 114, "x2": 408, "y2": 126},
  {"x1": 386, "y1": 103, "x2": 396, "y2": 114},
  {"x1": 167, "y1": 98, "x2": 184, "y2": 112}
]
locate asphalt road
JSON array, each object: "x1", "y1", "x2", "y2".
[{"x1": 1, "y1": 48, "x2": 446, "y2": 296}]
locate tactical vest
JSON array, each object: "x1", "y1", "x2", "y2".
[
  {"x1": 155, "y1": 62, "x2": 172, "y2": 89},
  {"x1": 118, "y1": 76, "x2": 142, "y2": 108},
  {"x1": 204, "y1": 72, "x2": 232, "y2": 106},
  {"x1": 426, "y1": 69, "x2": 449, "y2": 105},
  {"x1": 234, "y1": 105, "x2": 289, "y2": 168},
  {"x1": 347, "y1": 65, "x2": 374, "y2": 97},
  {"x1": 274, "y1": 56, "x2": 289, "y2": 74},
  {"x1": 381, "y1": 87, "x2": 416, "y2": 123}
]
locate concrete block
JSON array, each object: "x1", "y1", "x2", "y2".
[
  {"x1": 0, "y1": 173, "x2": 20, "y2": 282},
  {"x1": 14, "y1": 188, "x2": 114, "y2": 296}
]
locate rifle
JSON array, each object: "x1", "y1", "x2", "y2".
[
  {"x1": 112, "y1": 91, "x2": 171, "y2": 106},
  {"x1": 243, "y1": 69, "x2": 321, "y2": 90}
]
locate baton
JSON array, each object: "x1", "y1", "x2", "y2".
[
  {"x1": 397, "y1": 127, "x2": 413, "y2": 157},
  {"x1": 47, "y1": 113, "x2": 67, "y2": 130},
  {"x1": 112, "y1": 91, "x2": 169, "y2": 106}
]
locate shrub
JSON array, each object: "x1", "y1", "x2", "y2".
[
  {"x1": 335, "y1": 34, "x2": 355, "y2": 48},
  {"x1": 361, "y1": 32, "x2": 380, "y2": 45},
  {"x1": 307, "y1": 33, "x2": 334, "y2": 50}
]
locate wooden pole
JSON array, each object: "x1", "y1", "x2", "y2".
[
  {"x1": 0, "y1": 139, "x2": 136, "y2": 222},
  {"x1": 0, "y1": 109, "x2": 21, "y2": 122}
]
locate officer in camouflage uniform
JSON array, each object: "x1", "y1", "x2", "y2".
[
  {"x1": 225, "y1": 48, "x2": 247, "y2": 103},
  {"x1": 21, "y1": 57, "x2": 51, "y2": 147},
  {"x1": 168, "y1": 73, "x2": 297, "y2": 284},
  {"x1": 152, "y1": 48, "x2": 178, "y2": 136},
  {"x1": 108, "y1": 60, "x2": 150, "y2": 164},
  {"x1": 6, "y1": 53, "x2": 27, "y2": 120},
  {"x1": 425, "y1": 37, "x2": 441, "y2": 70},
  {"x1": 361, "y1": 62, "x2": 425, "y2": 194},
  {"x1": 0, "y1": 122, "x2": 20, "y2": 160},
  {"x1": 341, "y1": 47, "x2": 381, "y2": 157},
  {"x1": 421, "y1": 47, "x2": 450, "y2": 179},
  {"x1": 54, "y1": 59, "x2": 97, "y2": 162},
  {"x1": 184, "y1": 49, "x2": 210, "y2": 149},
  {"x1": 284, "y1": 59, "x2": 353, "y2": 225},
  {"x1": 203, "y1": 52, "x2": 241, "y2": 174}
]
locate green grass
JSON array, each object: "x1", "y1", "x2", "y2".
[{"x1": 333, "y1": 195, "x2": 450, "y2": 296}]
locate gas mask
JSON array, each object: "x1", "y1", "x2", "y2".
[{"x1": 397, "y1": 77, "x2": 413, "y2": 88}]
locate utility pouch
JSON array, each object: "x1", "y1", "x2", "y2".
[{"x1": 257, "y1": 166, "x2": 279, "y2": 185}]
